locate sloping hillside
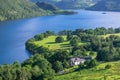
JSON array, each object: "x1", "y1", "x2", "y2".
[
  {"x1": 55, "y1": 0, "x2": 99, "y2": 9},
  {"x1": 36, "y1": 2, "x2": 59, "y2": 11},
  {"x1": 0, "y1": 0, "x2": 54, "y2": 21},
  {"x1": 0, "y1": 0, "x2": 72, "y2": 21},
  {"x1": 31, "y1": 0, "x2": 99, "y2": 9},
  {"x1": 0, "y1": 0, "x2": 55, "y2": 21},
  {"x1": 87, "y1": 0, "x2": 120, "y2": 11},
  {"x1": 54, "y1": 61, "x2": 120, "y2": 80}
]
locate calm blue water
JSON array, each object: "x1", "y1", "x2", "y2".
[{"x1": 0, "y1": 10, "x2": 120, "y2": 64}]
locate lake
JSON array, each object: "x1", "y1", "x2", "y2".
[{"x1": 0, "y1": 10, "x2": 120, "y2": 64}]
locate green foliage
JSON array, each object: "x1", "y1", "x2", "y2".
[
  {"x1": 23, "y1": 54, "x2": 55, "y2": 80},
  {"x1": 40, "y1": 46, "x2": 49, "y2": 54},
  {"x1": 34, "y1": 34, "x2": 44, "y2": 41},
  {"x1": 0, "y1": 0, "x2": 54, "y2": 21},
  {"x1": 70, "y1": 36, "x2": 80, "y2": 46},
  {"x1": 77, "y1": 59, "x2": 98, "y2": 70},
  {"x1": 49, "y1": 50, "x2": 70, "y2": 72},
  {"x1": 53, "y1": 61, "x2": 63, "y2": 72},
  {"x1": 0, "y1": 62, "x2": 32, "y2": 80},
  {"x1": 54, "y1": 61, "x2": 120, "y2": 80},
  {"x1": 2, "y1": 27, "x2": 120, "y2": 80},
  {"x1": 50, "y1": 50, "x2": 70, "y2": 63},
  {"x1": 0, "y1": 0, "x2": 74, "y2": 21},
  {"x1": 105, "y1": 64, "x2": 112, "y2": 69},
  {"x1": 87, "y1": 59, "x2": 98, "y2": 68},
  {"x1": 24, "y1": 28, "x2": 120, "y2": 80},
  {"x1": 55, "y1": 36, "x2": 64, "y2": 43},
  {"x1": 34, "y1": 31, "x2": 55, "y2": 41},
  {"x1": 95, "y1": 36, "x2": 120, "y2": 61}
]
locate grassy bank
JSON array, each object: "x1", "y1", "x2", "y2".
[
  {"x1": 54, "y1": 61, "x2": 120, "y2": 80},
  {"x1": 33, "y1": 36, "x2": 85, "y2": 50}
]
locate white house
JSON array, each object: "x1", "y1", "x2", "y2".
[{"x1": 70, "y1": 57, "x2": 86, "y2": 66}]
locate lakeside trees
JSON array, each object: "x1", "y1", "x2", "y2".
[
  {"x1": 1, "y1": 27, "x2": 120, "y2": 79},
  {"x1": 26, "y1": 27, "x2": 120, "y2": 62}
]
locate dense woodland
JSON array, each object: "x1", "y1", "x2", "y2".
[
  {"x1": 1, "y1": 27, "x2": 120, "y2": 80},
  {"x1": 0, "y1": 0, "x2": 51, "y2": 21}
]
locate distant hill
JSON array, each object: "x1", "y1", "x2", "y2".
[
  {"x1": 55, "y1": 0, "x2": 99, "y2": 9},
  {"x1": 0, "y1": 0, "x2": 51, "y2": 21},
  {"x1": 0, "y1": 0, "x2": 73, "y2": 21},
  {"x1": 36, "y1": 2, "x2": 58, "y2": 11},
  {"x1": 87, "y1": 0, "x2": 120, "y2": 11},
  {"x1": 31, "y1": 0, "x2": 99, "y2": 9}
]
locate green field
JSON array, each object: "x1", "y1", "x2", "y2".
[
  {"x1": 101, "y1": 33, "x2": 120, "y2": 38},
  {"x1": 33, "y1": 36, "x2": 85, "y2": 50},
  {"x1": 33, "y1": 36, "x2": 70, "y2": 50},
  {"x1": 54, "y1": 61, "x2": 120, "y2": 80}
]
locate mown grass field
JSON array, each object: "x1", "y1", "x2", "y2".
[
  {"x1": 33, "y1": 36, "x2": 85, "y2": 50},
  {"x1": 54, "y1": 61, "x2": 120, "y2": 80},
  {"x1": 33, "y1": 36, "x2": 70, "y2": 50}
]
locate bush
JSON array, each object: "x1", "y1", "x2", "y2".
[
  {"x1": 34, "y1": 34, "x2": 44, "y2": 41},
  {"x1": 105, "y1": 64, "x2": 112, "y2": 69},
  {"x1": 87, "y1": 59, "x2": 98, "y2": 68},
  {"x1": 55, "y1": 36, "x2": 64, "y2": 43}
]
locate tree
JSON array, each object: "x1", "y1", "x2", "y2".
[
  {"x1": 96, "y1": 46, "x2": 118, "y2": 61},
  {"x1": 37, "y1": 46, "x2": 49, "y2": 54},
  {"x1": 66, "y1": 30, "x2": 73, "y2": 41},
  {"x1": 55, "y1": 36, "x2": 64, "y2": 43},
  {"x1": 23, "y1": 54, "x2": 55, "y2": 80},
  {"x1": 79, "y1": 63, "x2": 85, "y2": 70},
  {"x1": 34, "y1": 34, "x2": 44, "y2": 41},
  {"x1": 63, "y1": 60, "x2": 70, "y2": 68},
  {"x1": 87, "y1": 59, "x2": 98, "y2": 68},
  {"x1": 53, "y1": 61, "x2": 63, "y2": 72},
  {"x1": 67, "y1": 34, "x2": 73, "y2": 41},
  {"x1": 44, "y1": 31, "x2": 55, "y2": 37},
  {"x1": 50, "y1": 50, "x2": 70, "y2": 63},
  {"x1": 73, "y1": 50, "x2": 87, "y2": 57},
  {"x1": 107, "y1": 28, "x2": 114, "y2": 34},
  {"x1": 58, "y1": 30, "x2": 67, "y2": 35},
  {"x1": 70, "y1": 38, "x2": 79, "y2": 46}
]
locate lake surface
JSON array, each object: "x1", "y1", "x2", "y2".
[{"x1": 0, "y1": 10, "x2": 120, "y2": 64}]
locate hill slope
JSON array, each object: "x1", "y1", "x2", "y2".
[
  {"x1": 87, "y1": 0, "x2": 120, "y2": 11},
  {"x1": 0, "y1": 0, "x2": 73, "y2": 21},
  {"x1": 31, "y1": 0, "x2": 99, "y2": 9},
  {"x1": 55, "y1": 0, "x2": 99, "y2": 9},
  {"x1": 54, "y1": 61, "x2": 120, "y2": 80},
  {"x1": 0, "y1": 0, "x2": 53, "y2": 21},
  {"x1": 36, "y1": 2, "x2": 59, "y2": 11}
]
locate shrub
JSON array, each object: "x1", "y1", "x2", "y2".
[
  {"x1": 105, "y1": 64, "x2": 112, "y2": 69},
  {"x1": 55, "y1": 36, "x2": 64, "y2": 43}
]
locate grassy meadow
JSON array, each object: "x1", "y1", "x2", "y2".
[
  {"x1": 33, "y1": 36, "x2": 84, "y2": 50},
  {"x1": 54, "y1": 61, "x2": 120, "y2": 80}
]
